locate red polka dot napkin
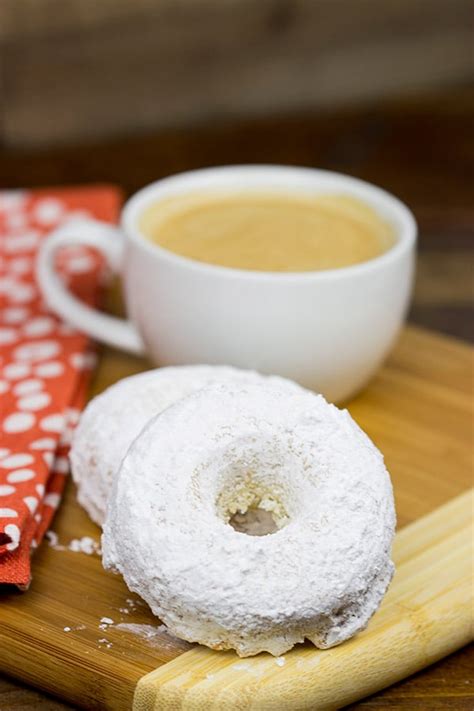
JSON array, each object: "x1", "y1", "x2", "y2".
[{"x1": 0, "y1": 185, "x2": 121, "y2": 589}]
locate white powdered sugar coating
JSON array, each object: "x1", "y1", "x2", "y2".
[
  {"x1": 103, "y1": 382, "x2": 395, "y2": 657},
  {"x1": 70, "y1": 365, "x2": 304, "y2": 526}
]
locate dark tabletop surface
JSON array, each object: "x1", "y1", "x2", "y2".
[{"x1": 0, "y1": 88, "x2": 472, "y2": 709}]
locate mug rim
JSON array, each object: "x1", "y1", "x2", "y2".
[{"x1": 121, "y1": 165, "x2": 417, "y2": 281}]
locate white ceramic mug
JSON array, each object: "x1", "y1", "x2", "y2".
[{"x1": 36, "y1": 165, "x2": 416, "y2": 402}]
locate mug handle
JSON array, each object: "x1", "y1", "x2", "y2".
[{"x1": 36, "y1": 218, "x2": 145, "y2": 355}]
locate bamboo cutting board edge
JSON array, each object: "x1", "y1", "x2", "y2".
[
  {"x1": 134, "y1": 489, "x2": 473, "y2": 711},
  {"x1": 0, "y1": 324, "x2": 472, "y2": 710}
]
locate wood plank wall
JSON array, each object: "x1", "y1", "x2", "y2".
[{"x1": 0, "y1": 0, "x2": 472, "y2": 147}]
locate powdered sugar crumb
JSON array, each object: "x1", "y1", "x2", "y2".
[
  {"x1": 231, "y1": 661, "x2": 265, "y2": 677},
  {"x1": 125, "y1": 597, "x2": 145, "y2": 609},
  {"x1": 46, "y1": 530, "x2": 58, "y2": 546},
  {"x1": 115, "y1": 622, "x2": 188, "y2": 651},
  {"x1": 100, "y1": 617, "x2": 114, "y2": 625},
  {"x1": 45, "y1": 531, "x2": 101, "y2": 555},
  {"x1": 63, "y1": 624, "x2": 86, "y2": 633},
  {"x1": 45, "y1": 530, "x2": 66, "y2": 550},
  {"x1": 116, "y1": 622, "x2": 165, "y2": 638},
  {"x1": 232, "y1": 663, "x2": 253, "y2": 672},
  {"x1": 69, "y1": 536, "x2": 101, "y2": 555},
  {"x1": 275, "y1": 656, "x2": 286, "y2": 667},
  {"x1": 98, "y1": 638, "x2": 113, "y2": 649}
]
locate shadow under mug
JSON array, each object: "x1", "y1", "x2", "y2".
[{"x1": 36, "y1": 165, "x2": 417, "y2": 403}]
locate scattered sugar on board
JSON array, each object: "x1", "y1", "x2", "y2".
[
  {"x1": 275, "y1": 656, "x2": 286, "y2": 667},
  {"x1": 115, "y1": 623, "x2": 190, "y2": 651},
  {"x1": 231, "y1": 661, "x2": 271, "y2": 677},
  {"x1": 126, "y1": 597, "x2": 145, "y2": 608},
  {"x1": 100, "y1": 617, "x2": 114, "y2": 625},
  {"x1": 98, "y1": 638, "x2": 112, "y2": 649},
  {"x1": 62, "y1": 624, "x2": 86, "y2": 633},
  {"x1": 46, "y1": 531, "x2": 101, "y2": 555},
  {"x1": 45, "y1": 531, "x2": 65, "y2": 550},
  {"x1": 116, "y1": 622, "x2": 166, "y2": 638},
  {"x1": 232, "y1": 663, "x2": 252, "y2": 672},
  {"x1": 68, "y1": 536, "x2": 101, "y2": 555}
]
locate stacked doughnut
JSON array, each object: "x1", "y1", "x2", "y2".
[{"x1": 70, "y1": 365, "x2": 395, "y2": 657}]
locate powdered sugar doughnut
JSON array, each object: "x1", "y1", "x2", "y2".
[
  {"x1": 103, "y1": 382, "x2": 395, "y2": 657},
  {"x1": 70, "y1": 365, "x2": 303, "y2": 526}
]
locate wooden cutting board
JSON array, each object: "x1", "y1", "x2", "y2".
[{"x1": 0, "y1": 325, "x2": 472, "y2": 711}]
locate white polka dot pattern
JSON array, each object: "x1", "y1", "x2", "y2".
[
  {"x1": 29, "y1": 437, "x2": 56, "y2": 450},
  {"x1": 3, "y1": 307, "x2": 29, "y2": 323},
  {"x1": 35, "y1": 361, "x2": 64, "y2": 378},
  {"x1": 34, "y1": 198, "x2": 64, "y2": 225},
  {"x1": 40, "y1": 414, "x2": 65, "y2": 432},
  {"x1": 14, "y1": 340, "x2": 61, "y2": 362},
  {"x1": 18, "y1": 392, "x2": 51, "y2": 411},
  {"x1": 0, "y1": 186, "x2": 118, "y2": 580},
  {"x1": 0, "y1": 508, "x2": 18, "y2": 518},
  {"x1": 0, "y1": 453, "x2": 34, "y2": 468},
  {"x1": 7, "y1": 469, "x2": 35, "y2": 483},
  {"x1": 53, "y1": 456, "x2": 70, "y2": 474},
  {"x1": 9, "y1": 257, "x2": 31, "y2": 274},
  {"x1": 70, "y1": 352, "x2": 97, "y2": 370},
  {"x1": 5, "y1": 523, "x2": 20, "y2": 551},
  {"x1": 42, "y1": 452, "x2": 54, "y2": 468},
  {"x1": 13, "y1": 379, "x2": 43, "y2": 396},
  {"x1": 0, "y1": 485, "x2": 16, "y2": 496},
  {"x1": 4, "y1": 362, "x2": 30, "y2": 379},
  {"x1": 23, "y1": 496, "x2": 38, "y2": 513},
  {"x1": 0, "y1": 328, "x2": 17, "y2": 344},
  {"x1": 8, "y1": 282, "x2": 36, "y2": 302},
  {"x1": 44, "y1": 493, "x2": 61, "y2": 509},
  {"x1": 4, "y1": 232, "x2": 40, "y2": 254},
  {"x1": 23, "y1": 316, "x2": 55, "y2": 337},
  {"x1": 3, "y1": 412, "x2": 36, "y2": 433}
]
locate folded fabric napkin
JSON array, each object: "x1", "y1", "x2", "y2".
[{"x1": 0, "y1": 185, "x2": 121, "y2": 589}]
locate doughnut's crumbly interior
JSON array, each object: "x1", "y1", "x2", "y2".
[{"x1": 216, "y1": 471, "x2": 290, "y2": 535}]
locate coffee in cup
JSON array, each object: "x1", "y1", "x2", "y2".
[
  {"x1": 37, "y1": 166, "x2": 416, "y2": 401},
  {"x1": 139, "y1": 191, "x2": 395, "y2": 272}
]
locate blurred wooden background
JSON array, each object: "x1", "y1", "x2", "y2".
[
  {"x1": 0, "y1": 0, "x2": 472, "y2": 147},
  {"x1": 1, "y1": 88, "x2": 473, "y2": 344}
]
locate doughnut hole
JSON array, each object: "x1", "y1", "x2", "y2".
[
  {"x1": 229, "y1": 508, "x2": 279, "y2": 536},
  {"x1": 215, "y1": 446, "x2": 296, "y2": 536}
]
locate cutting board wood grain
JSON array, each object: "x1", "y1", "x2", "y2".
[{"x1": 0, "y1": 325, "x2": 472, "y2": 711}]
